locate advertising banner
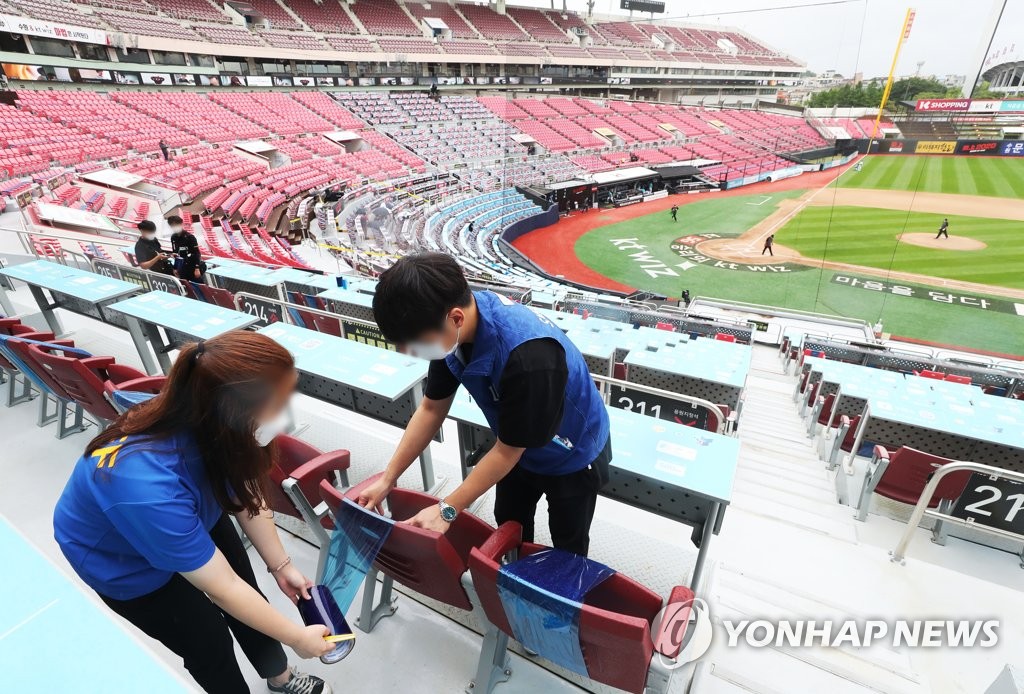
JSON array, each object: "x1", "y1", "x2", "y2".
[
  {"x1": 0, "y1": 13, "x2": 110, "y2": 45},
  {"x1": 958, "y1": 140, "x2": 1001, "y2": 155},
  {"x1": 914, "y1": 140, "x2": 957, "y2": 154},
  {"x1": 1000, "y1": 141, "x2": 1024, "y2": 156},
  {"x1": 915, "y1": 98, "x2": 970, "y2": 112}
]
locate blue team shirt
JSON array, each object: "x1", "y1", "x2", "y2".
[{"x1": 53, "y1": 431, "x2": 224, "y2": 600}]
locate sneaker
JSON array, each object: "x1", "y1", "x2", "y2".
[{"x1": 267, "y1": 667, "x2": 332, "y2": 694}]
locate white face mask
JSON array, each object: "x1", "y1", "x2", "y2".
[
  {"x1": 254, "y1": 409, "x2": 290, "y2": 447},
  {"x1": 141, "y1": 232, "x2": 156, "y2": 241},
  {"x1": 169, "y1": 226, "x2": 183, "y2": 234},
  {"x1": 408, "y1": 317, "x2": 460, "y2": 361}
]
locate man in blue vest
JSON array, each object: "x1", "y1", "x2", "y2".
[{"x1": 359, "y1": 253, "x2": 611, "y2": 555}]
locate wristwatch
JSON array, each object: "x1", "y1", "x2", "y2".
[{"x1": 438, "y1": 499, "x2": 458, "y2": 523}]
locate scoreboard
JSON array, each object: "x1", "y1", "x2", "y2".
[{"x1": 620, "y1": 0, "x2": 666, "y2": 13}]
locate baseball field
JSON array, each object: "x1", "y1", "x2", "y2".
[{"x1": 512, "y1": 157, "x2": 1024, "y2": 356}]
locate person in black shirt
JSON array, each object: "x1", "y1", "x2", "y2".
[
  {"x1": 134, "y1": 220, "x2": 174, "y2": 275},
  {"x1": 670, "y1": 205, "x2": 679, "y2": 222},
  {"x1": 168, "y1": 215, "x2": 206, "y2": 282},
  {"x1": 159, "y1": 139, "x2": 170, "y2": 161},
  {"x1": 935, "y1": 218, "x2": 949, "y2": 239},
  {"x1": 359, "y1": 253, "x2": 611, "y2": 555}
]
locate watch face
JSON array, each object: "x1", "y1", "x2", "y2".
[{"x1": 440, "y1": 503, "x2": 457, "y2": 522}]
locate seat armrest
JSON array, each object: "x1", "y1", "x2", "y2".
[
  {"x1": 654, "y1": 586, "x2": 696, "y2": 658},
  {"x1": 289, "y1": 449, "x2": 352, "y2": 501},
  {"x1": 108, "y1": 375, "x2": 167, "y2": 393},
  {"x1": 105, "y1": 362, "x2": 149, "y2": 384},
  {"x1": 78, "y1": 356, "x2": 115, "y2": 370},
  {"x1": 872, "y1": 445, "x2": 890, "y2": 463},
  {"x1": 474, "y1": 521, "x2": 523, "y2": 562}
]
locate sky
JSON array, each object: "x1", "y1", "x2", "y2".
[{"x1": 512, "y1": 0, "x2": 1023, "y2": 80}]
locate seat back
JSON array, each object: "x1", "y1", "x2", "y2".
[
  {"x1": 876, "y1": 447, "x2": 972, "y2": 507},
  {"x1": 654, "y1": 322, "x2": 675, "y2": 332},
  {"x1": 328, "y1": 475, "x2": 494, "y2": 611},
  {"x1": 26, "y1": 344, "x2": 118, "y2": 421},
  {"x1": 714, "y1": 332, "x2": 736, "y2": 342},
  {"x1": 817, "y1": 393, "x2": 836, "y2": 425},
  {"x1": 311, "y1": 313, "x2": 343, "y2": 337},
  {"x1": 202, "y1": 285, "x2": 236, "y2": 309},
  {"x1": 840, "y1": 414, "x2": 862, "y2": 452},
  {"x1": 468, "y1": 525, "x2": 663, "y2": 694},
  {"x1": 264, "y1": 438, "x2": 323, "y2": 519},
  {"x1": 917, "y1": 370, "x2": 945, "y2": 380},
  {"x1": 944, "y1": 374, "x2": 972, "y2": 385},
  {"x1": 2, "y1": 337, "x2": 77, "y2": 400}
]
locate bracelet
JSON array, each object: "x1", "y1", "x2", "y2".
[{"x1": 267, "y1": 556, "x2": 291, "y2": 574}]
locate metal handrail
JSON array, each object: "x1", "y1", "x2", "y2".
[{"x1": 891, "y1": 461, "x2": 1024, "y2": 563}]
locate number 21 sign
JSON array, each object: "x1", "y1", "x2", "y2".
[{"x1": 951, "y1": 473, "x2": 1024, "y2": 535}]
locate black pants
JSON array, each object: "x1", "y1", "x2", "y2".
[
  {"x1": 936, "y1": 229, "x2": 948, "y2": 238},
  {"x1": 100, "y1": 515, "x2": 288, "y2": 694},
  {"x1": 762, "y1": 245, "x2": 773, "y2": 256},
  {"x1": 494, "y1": 438, "x2": 611, "y2": 556}
]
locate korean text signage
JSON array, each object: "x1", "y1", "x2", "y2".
[
  {"x1": 830, "y1": 275, "x2": 1021, "y2": 315},
  {"x1": 914, "y1": 141, "x2": 957, "y2": 154},
  {"x1": 915, "y1": 98, "x2": 970, "y2": 112},
  {"x1": 93, "y1": 259, "x2": 183, "y2": 296},
  {"x1": 955, "y1": 140, "x2": 1024, "y2": 157},
  {"x1": 0, "y1": 14, "x2": 110, "y2": 45},
  {"x1": 609, "y1": 385, "x2": 711, "y2": 431}
]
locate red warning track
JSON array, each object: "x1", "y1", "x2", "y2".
[{"x1": 512, "y1": 166, "x2": 852, "y2": 293}]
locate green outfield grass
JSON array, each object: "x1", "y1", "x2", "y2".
[
  {"x1": 779, "y1": 207, "x2": 1024, "y2": 289},
  {"x1": 573, "y1": 191, "x2": 1024, "y2": 356},
  {"x1": 840, "y1": 155, "x2": 1024, "y2": 198}
]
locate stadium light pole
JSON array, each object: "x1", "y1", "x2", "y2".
[
  {"x1": 962, "y1": 0, "x2": 1008, "y2": 99},
  {"x1": 868, "y1": 8, "x2": 915, "y2": 142}
]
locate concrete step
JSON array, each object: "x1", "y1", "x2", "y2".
[
  {"x1": 695, "y1": 564, "x2": 925, "y2": 694},
  {"x1": 729, "y1": 490, "x2": 857, "y2": 543}
]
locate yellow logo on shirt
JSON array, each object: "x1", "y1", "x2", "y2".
[{"x1": 93, "y1": 437, "x2": 128, "y2": 469}]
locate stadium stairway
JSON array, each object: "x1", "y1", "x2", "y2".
[
  {"x1": 694, "y1": 348, "x2": 930, "y2": 694},
  {"x1": 730, "y1": 345, "x2": 858, "y2": 543}
]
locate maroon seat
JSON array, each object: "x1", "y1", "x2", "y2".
[
  {"x1": 855, "y1": 445, "x2": 972, "y2": 521},
  {"x1": 263, "y1": 435, "x2": 351, "y2": 575},
  {"x1": 26, "y1": 343, "x2": 152, "y2": 423},
  {"x1": 0, "y1": 321, "x2": 58, "y2": 405},
  {"x1": 310, "y1": 313, "x2": 343, "y2": 337},
  {"x1": 816, "y1": 393, "x2": 836, "y2": 426},
  {"x1": 101, "y1": 363, "x2": 166, "y2": 407},
  {"x1": 468, "y1": 521, "x2": 693, "y2": 694},
  {"x1": 944, "y1": 374, "x2": 972, "y2": 385},
  {"x1": 269, "y1": 435, "x2": 351, "y2": 529},
  {"x1": 321, "y1": 472, "x2": 496, "y2": 627},
  {"x1": 714, "y1": 332, "x2": 736, "y2": 342},
  {"x1": 826, "y1": 413, "x2": 863, "y2": 467},
  {"x1": 200, "y1": 285, "x2": 237, "y2": 309}
]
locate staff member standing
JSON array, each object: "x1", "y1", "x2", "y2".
[
  {"x1": 53, "y1": 332, "x2": 334, "y2": 694},
  {"x1": 135, "y1": 220, "x2": 175, "y2": 275},
  {"x1": 360, "y1": 253, "x2": 611, "y2": 555},
  {"x1": 935, "y1": 218, "x2": 949, "y2": 239}
]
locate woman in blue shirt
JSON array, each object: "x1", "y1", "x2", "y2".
[{"x1": 54, "y1": 332, "x2": 334, "y2": 694}]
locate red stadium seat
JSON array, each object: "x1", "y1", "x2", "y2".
[
  {"x1": 468, "y1": 521, "x2": 693, "y2": 694},
  {"x1": 944, "y1": 374, "x2": 972, "y2": 385},
  {"x1": 25, "y1": 343, "x2": 154, "y2": 424},
  {"x1": 323, "y1": 473, "x2": 496, "y2": 629},
  {"x1": 266, "y1": 435, "x2": 351, "y2": 575},
  {"x1": 714, "y1": 333, "x2": 736, "y2": 342},
  {"x1": 855, "y1": 446, "x2": 972, "y2": 522},
  {"x1": 916, "y1": 370, "x2": 946, "y2": 380}
]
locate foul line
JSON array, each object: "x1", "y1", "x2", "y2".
[
  {"x1": 740, "y1": 158, "x2": 860, "y2": 253},
  {"x1": 746, "y1": 196, "x2": 773, "y2": 207}
]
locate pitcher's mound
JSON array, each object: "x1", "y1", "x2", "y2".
[{"x1": 900, "y1": 232, "x2": 987, "y2": 251}]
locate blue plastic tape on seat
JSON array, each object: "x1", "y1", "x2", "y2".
[
  {"x1": 496, "y1": 548, "x2": 615, "y2": 676},
  {"x1": 320, "y1": 497, "x2": 395, "y2": 613},
  {"x1": 110, "y1": 389, "x2": 156, "y2": 412}
]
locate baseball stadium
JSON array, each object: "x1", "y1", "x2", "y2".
[{"x1": 0, "y1": 1, "x2": 1023, "y2": 694}]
